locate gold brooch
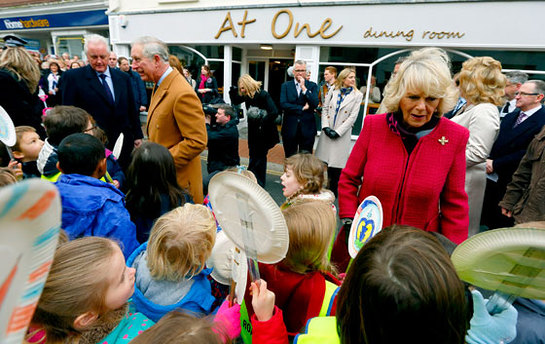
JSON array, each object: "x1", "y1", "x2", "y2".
[{"x1": 438, "y1": 136, "x2": 449, "y2": 145}]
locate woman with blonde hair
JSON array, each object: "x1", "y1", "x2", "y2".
[
  {"x1": 450, "y1": 56, "x2": 506, "y2": 236},
  {"x1": 0, "y1": 44, "x2": 46, "y2": 137},
  {"x1": 315, "y1": 68, "x2": 363, "y2": 197},
  {"x1": 229, "y1": 74, "x2": 280, "y2": 187},
  {"x1": 332, "y1": 47, "x2": 469, "y2": 272}
]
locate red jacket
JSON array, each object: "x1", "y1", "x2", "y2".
[
  {"x1": 252, "y1": 306, "x2": 289, "y2": 344},
  {"x1": 338, "y1": 114, "x2": 469, "y2": 243}
]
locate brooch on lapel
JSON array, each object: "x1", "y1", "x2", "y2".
[{"x1": 438, "y1": 136, "x2": 449, "y2": 146}]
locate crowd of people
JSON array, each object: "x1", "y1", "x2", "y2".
[{"x1": 1, "y1": 33, "x2": 544, "y2": 344}]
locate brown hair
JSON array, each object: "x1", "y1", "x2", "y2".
[
  {"x1": 336, "y1": 225, "x2": 469, "y2": 344},
  {"x1": 458, "y1": 56, "x2": 506, "y2": 106},
  {"x1": 325, "y1": 66, "x2": 337, "y2": 77},
  {"x1": 32, "y1": 237, "x2": 118, "y2": 343},
  {"x1": 130, "y1": 311, "x2": 225, "y2": 344},
  {"x1": 169, "y1": 55, "x2": 184, "y2": 75},
  {"x1": 13, "y1": 125, "x2": 36, "y2": 151},
  {"x1": 147, "y1": 204, "x2": 216, "y2": 281},
  {"x1": 284, "y1": 153, "x2": 326, "y2": 196},
  {"x1": 281, "y1": 200, "x2": 336, "y2": 274},
  {"x1": 0, "y1": 167, "x2": 17, "y2": 186}
]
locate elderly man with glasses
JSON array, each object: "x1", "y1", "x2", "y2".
[
  {"x1": 280, "y1": 60, "x2": 319, "y2": 157},
  {"x1": 482, "y1": 80, "x2": 545, "y2": 229}
]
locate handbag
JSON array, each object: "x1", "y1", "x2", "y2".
[{"x1": 247, "y1": 106, "x2": 267, "y2": 121}]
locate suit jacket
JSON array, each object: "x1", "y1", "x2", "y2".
[
  {"x1": 60, "y1": 65, "x2": 143, "y2": 145},
  {"x1": 315, "y1": 87, "x2": 363, "y2": 168},
  {"x1": 280, "y1": 79, "x2": 319, "y2": 139},
  {"x1": 489, "y1": 106, "x2": 545, "y2": 188},
  {"x1": 147, "y1": 69, "x2": 207, "y2": 204}
]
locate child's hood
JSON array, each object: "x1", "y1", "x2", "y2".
[{"x1": 55, "y1": 173, "x2": 125, "y2": 212}]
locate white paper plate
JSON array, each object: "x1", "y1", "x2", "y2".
[
  {"x1": 348, "y1": 196, "x2": 383, "y2": 258},
  {"x1": 452, "y1": 227, "x2": 545, "y2": 299},
  {"x1": 0, "y1": 179, "x2": 62, "y2": 344},
  {"x1": 0, "y1": 106, "x2": 16, "y2": 147},
  {"x1": 207, "y1": 230, "x2": 236, "y2": 286},
  {"x1": 232, "y1": 246, "x2": 248, "y2": 305},
  {"x1": 208, "y1": 172, "x2": 289, "y2": 264}
]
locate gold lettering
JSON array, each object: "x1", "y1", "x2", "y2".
[
  {"x1": 237, "y1": 10, "x2": 256, "y2": 38},
  {"x1": 215, "y1": 12, "x2": 238, "y2": 39},
  {"x1": 319, "y1": 18, "x2": 342, "y2": 39},
  {"x1": 363, "y1": 26, "x2": 413, "y2": 42},
  {"x1": 271, "y1": 9, "x2": 293, "y2": 39},
  {"x1": 422, "y1": 31, "x2": 430, "y2": 39},
  {"x1": 294, "y1": 22, "x2": 320, "y2": 38},
  {"x1": 422, "y1": 30, "x2": 465, "y2": 40}
]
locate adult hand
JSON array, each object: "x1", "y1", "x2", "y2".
[
  {"x1": 139, "y1": 106, "x2": 146, "y2": 112},
  {"x1": 134, "y1": 139, "x2": 143, "y2": 148},
  {"x1": 302, "y1": 103, "x2": 309, "y2": 111},
  {"x1": 329, "y1": 130, "x2": 340, "y2": 139},
  {"x1": 465, "y1": 290, "x2": 517, "y2": 344},
  {"x1": 501, "y1": 207, "x2": 512, "y2": 218},
  {"x1": 486, "y1": 159, "x2": 494, "y2": 174},
  {"x1": 251, "y1": 279, "x2": 275, "y2": 322},
  {"x1": 299, "y1": 77, "x2": 307, "y2": 93},
  {"x1": 322, "y1": 127, "x2": 333, "y2": 138}
]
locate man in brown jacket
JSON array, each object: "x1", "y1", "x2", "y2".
[
  {"x1": 500, "y1": 112, "x2": 545, "y2": 223},
  {"x1": 131, "y1": 36, "x2": 207, "y2": 203}
]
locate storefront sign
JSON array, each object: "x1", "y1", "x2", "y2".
[
  {"x1": 363, "y1": 26, "x2": 465, "y2": 42},
  {"x1": 0, "y1": 10, "x2": 108, "y2": 31}
]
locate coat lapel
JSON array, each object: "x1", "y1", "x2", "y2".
[
  {"x1": 146, "y1": 71, "x2": 178, "y2": 133},
  {"x1": 86, "y1": 66, "x2": 114, "y2": 108}
]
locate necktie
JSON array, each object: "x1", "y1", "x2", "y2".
[
  {"x1": 99, "y1": 74, "x2": 114, "y2": 105},
  {"x1": 502, "y1": 102, "x2": 510, "y2": 113},
  {"x1": 296, "y1": 82, "x2": 301, "y2": 96},
  {"x1": 513, "y1": 112, "x2": 528, "y2": 128}
]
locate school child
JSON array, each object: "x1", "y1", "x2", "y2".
[
  {"x1": 125, "y1": 142, "x2": 191, "y2": 243},
  {"x1": 242, "y1": 200, "x2": 341, "y2": 340},
  {"x1": 12, "y1": 125, "x2": 44, "y2": 178},
  {"x1": 91, "y1": 124, "x2": 125, "y2": 189},
  {"x1": 55, "y1": 133, "x2": 139, "y2": 258},
  {"x1": 127, "y1": 203, "x2": 217, "y2": 322},
  {"x1": 280, "y1": 153, "x2": 335, "y2": 210},
  {"x1": 37, "y1": 105, "x2": 93, "y2": 181},
  {"x1": 28, "y1": 237, "x2": 153, "y2": 344}
]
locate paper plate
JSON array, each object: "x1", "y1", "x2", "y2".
[
  {"x1": 232, "y1": 246, "x2": 248, "y2": 305},
  {"x1": 0, "y1": 106, "x2": 16, "y2": 147},
  {"x1": 348, "y1": 196, "x2": 383, "y2": 258},
  {"x1": 207, "y1": 230, "x2": 237, "y2": 286},
  {"x1": 452, "y1": 227, "x2": 545, "y2": 299},
  {"x1": 208, "y1": 171, "x2": 289, "y2": 264},
  {"x1": 113, "y1": 132, "x2": 124, "y2": 159},
  {"x1": 0, "y1": 179, "x2": 62, "y2": 344}
]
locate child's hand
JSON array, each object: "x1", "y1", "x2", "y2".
[
  {"x1": 112, "y1": 180, "x2": 120, "y2": 189},
  {"x1": 251, "y1": 279, "x2": 275, "y2": 322},
  {"x1": 8, "y1": 160, "x2": 23, "y2": 181},
  {"x1": 214, "y1": 298, "x2": 241, "y2": 341}
]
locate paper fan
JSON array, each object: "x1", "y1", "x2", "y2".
[
  {"x1": 452, "y1": 227, "x2": 545, "y2": 299},
  {"x1": 0, "y1": 106, "x2": 16, "y2": 147},
  {"x1": 0, "y1": 179, "x2": 62, "y2": 344},
  {"x1": 348, "y1": 196, "x2": 383, "y2": 258},
  {"x1": 208, "y1": 171, "x2": 289, "y2": 264}
]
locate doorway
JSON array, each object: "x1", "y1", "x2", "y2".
[{"x1": 247, "y1": 58, "x2": 292, "y2": 110}]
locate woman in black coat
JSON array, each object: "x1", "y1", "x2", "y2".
[
  {"x1": 230, "y1": 74, "x2": 279, "y2": 187},
  {"x1": 195, "y1": 64, "x2": 219, "y2": 104}
]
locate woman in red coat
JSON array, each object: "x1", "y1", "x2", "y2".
[{"x1": 332, "y1": 48, "x2": 470, "y2": 272}]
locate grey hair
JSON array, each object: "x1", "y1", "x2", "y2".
[
  {"x1": 132, "y1": 36, "x2": 169, "y2": 62},
  {"x1": 506, "y1": 71, "x2": 529, "y2": 85},
  {"x1": 294, "y1": 59, "x2": 307, "y2": 67},
  {"x1": 84, "y1": 34, "x2": 109, "y2": 55},
  {"x1": 527, "y1": 80, "x2": 545, "y2": 104}
]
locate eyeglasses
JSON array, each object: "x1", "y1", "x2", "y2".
[
  {"x1": 515, "y1": 91, "x2": 540, "y2": 97},
  {"x1": 294, "y1": 69, "x2": 307, "y2": 73}
]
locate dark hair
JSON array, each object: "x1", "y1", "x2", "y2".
[
  {"x1": 217, "y1": 104, "x2": 234, "y2": 118},
  {"x1": 43, "y1": 106, "x2": 90, "y2": 146},
  {"x1": 125, "y1": 142, "x2": 187, "y2": 219},
  {"x1": 336, "y1": 225, "x2": 470, "y2": 344},
  {"x1": 58, "y1": 133, "x2": 105, "y2": 176}
]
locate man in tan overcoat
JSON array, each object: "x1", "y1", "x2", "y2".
[{"x1": 131, "y1": 36, "x2": 207, "y2": 203}]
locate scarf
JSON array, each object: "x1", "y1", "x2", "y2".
[
  {"x1": 386, "y1": 111, "x2": 440, "y2": 155},
  {"x1": 198, "y1": 74, "x2": 207, "y2": 89},
  {"x1": 333, "y1": 87, "x2": 353, "y2": 127}
]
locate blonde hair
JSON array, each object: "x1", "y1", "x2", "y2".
[
  {"x1": 129, "y1": 311, "x2": 224, "y2": 344},
  {"x1": 238, "y1": 74, "x2": 262, "y2": 99},
  {"x1": 13, "y1": 125, "x2": 36, "y2": 151},
  {"x1": 458, "y1": 56, "x2": 506, "y2": 106},
  {"x1": 284, "y1": 153, "x2": 326, "y2": 195},
  {"x1": 382, "y1": 47, "x2": 458, "y2": 116},
  {"x1": 282, "y1": 200, "x2": 337, "y2": 274},
  {"x1": 147, "y1": 204, "x2": 216, "y2": 281},
  {"x1": 0, "y1": 168, "x2": 17, "y2": 186},
  {"x1": 334, "y1": 68, "x2": 358, "y2": 90},
  {"x1": 32, "y1": 237, "x2": 118, "y2": 343},
  {"x1": 0, "y1": 47, "x2": 41, "y2": 93}
]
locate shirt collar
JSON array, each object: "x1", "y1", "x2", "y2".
[
  {"x1": 96, "y1": 67, "x2": 112, "y2": 79},
  {"x1": 157, "y1": 66, "x2": 173, "y2": 87},
  {"x1": 522, "y1": 104, "x2": 542, "y2": 117}
]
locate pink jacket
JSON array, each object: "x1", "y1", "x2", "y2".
[{"x1": 338, "y1": 114, "x2": 469, "y2": 244}]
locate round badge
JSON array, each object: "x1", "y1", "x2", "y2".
[{"x1": 348, "y1": 196, "x2": 383, "y2": 258}]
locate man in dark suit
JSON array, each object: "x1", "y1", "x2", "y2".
[
  {"x1": 482, "y1": 80, "x2": 545, "y2": 229},
  {"x1": 60, "y1": 34, "x2": 143, "y2": 169},
  {"x1": 280, "y1": 60, "x2": 319, "y2": 157}
]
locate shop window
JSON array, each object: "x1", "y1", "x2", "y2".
[
  {"x1": 231, "y1": 62, "x2": 241, "y2": 86},
  {"x1": 194, "y1": 45, "x2": 224, "y2": 59},
  {"x1": 232, "y1": 47, "x2": 242, "y2": 61},
  {"x1": 168, "y1": 46, "x2": 205, "y2": 85}
]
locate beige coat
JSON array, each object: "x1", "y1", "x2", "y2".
[
  {"x1": 147, "y1": 69, "x2": 207, "y2": 204},
  {"x1": 451, "y1": 103, "x2": 500, "y2": 236},
  {"x1": 315, "y1": 87, "x2": 363, "y2": 168}
]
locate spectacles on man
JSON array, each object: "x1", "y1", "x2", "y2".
[
  {"x1": 515, "y1": 91, "x2": 540, "y2": 97},
  {"x1": 294, "y1": 69, "x2": 307, "y2": 73}
]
